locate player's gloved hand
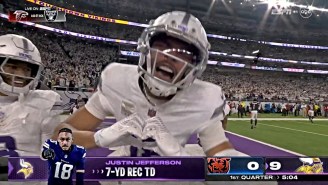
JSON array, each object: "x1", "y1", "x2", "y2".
[
  {"x1": 43, "y1": 148, "x2": 55, "y2": 160},
  {"x1": 94, "y1": 113, "x2": 144, "y2": 148},
  {"x1": 142, "y1": 116, "x2": 189, "y2": 156}
]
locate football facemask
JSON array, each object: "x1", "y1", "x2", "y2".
[{"x1": 137, "y1": 11, "x2": 210, "y2": 97}]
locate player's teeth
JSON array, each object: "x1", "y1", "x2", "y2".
[
  {"x1": 159, "y1": 66, "x2": 173, "y2": 74},
  {"x1": 14, "y1": 81, "x2": 24, "y2": 84}
]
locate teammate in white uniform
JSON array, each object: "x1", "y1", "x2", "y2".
[
  {"x1": 221, "y1": 104, "x2": 231, "y2": 130},
  {"x1": 55, "y1": 11, "x2": 245, "y2": 158},
  {"x1": 0, "y1": 34, "x2": 62, "y2": 157},
  {"x1": 198, "y1": 103, "x2": 230, "y2": 147}
]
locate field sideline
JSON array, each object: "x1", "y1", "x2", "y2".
[{"x1": 226, "y1": 117, "x2": 328, "y2": 156}]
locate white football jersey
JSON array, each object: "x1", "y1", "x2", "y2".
[
  {"x1": 0, "y1": 90, "x2": 62, "y2": 157},
  {"x1": 86, "y1": 63, "x2": 228, "y2": 156}
]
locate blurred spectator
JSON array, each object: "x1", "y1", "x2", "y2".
[
  {"x1": 324, "y1": 105, "x2": 328, "y2": 117},
  {"x1": 1, "y1": 14, "x2": 327, "y2": 103}
]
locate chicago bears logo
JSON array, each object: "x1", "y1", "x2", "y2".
[{"x1": 207, "y1": 157, "x2": 231, "y2": 174}]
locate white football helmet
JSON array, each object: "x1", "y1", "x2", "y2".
[
  {"x1": 137, "y1": 11, "x2": 210, "y2": 97},
  {"x1": 0, "y1": 34, "x2": 43, "y2": 96}
]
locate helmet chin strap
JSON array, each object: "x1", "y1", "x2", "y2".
[{"x1": 144, "y1": 75, "x2": 177, "y2": 97}]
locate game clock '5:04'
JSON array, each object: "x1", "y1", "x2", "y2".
[{"x1": 281, "y1": 175, "x2": 298, "y2": 180}]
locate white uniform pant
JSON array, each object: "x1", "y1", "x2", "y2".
[
  {"x1": 251, "y1": 110, "x2": 258, "y2": 120},
  {"x1": 308, "y1": 110, "x2": 314, "y2": 117}
]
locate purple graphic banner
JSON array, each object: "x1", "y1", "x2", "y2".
[{"x1": 8, "y1": 157, "x2": 205, "y2": 181}]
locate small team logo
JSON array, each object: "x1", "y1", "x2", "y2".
[
  {"x1": 207, "y1": 157, "x2": 231, "y2": 174},
  {"x1": 17, "y1": 159, "x2": 34, "y2": 179},
  {"x1": 299, "y1": 7, "x2": 312, "y2": 18},
  {"x1": 295, "y1": 157, "x2": 323, "y2": 174},
  {"x1": 147, "y1": 108, "x2": 157, "y2": 117},
  {"x1": 178, "y1": 24, "x2": 188, "y2": 32},
  {"x1": 44, "y1": 10, "x2": 58, "y2": 22},
  {"x1": 13, "y1": 10, "x2": 29, "y2": 21}
]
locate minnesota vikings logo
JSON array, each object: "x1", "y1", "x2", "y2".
[
  {"x1": 17, "y1": 159, "x2": 33, "y2": 179},
  {"x1": 295, "y1": 157, "x2": 323, "y2": 174}
]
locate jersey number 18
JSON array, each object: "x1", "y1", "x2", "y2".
[{"x1": 54, "y1": 162, "x2": 73, "y2": 180}]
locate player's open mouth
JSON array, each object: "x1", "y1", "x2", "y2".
[
  {"x1": 13, "y1": 80, "x2": 24, "y2": 86},
  {"x1": 155, "y1": 65, "x2": 175, "y2": 81},
  {"x1": 13, "y1": 78, "x2": 27, "y2": 87}
]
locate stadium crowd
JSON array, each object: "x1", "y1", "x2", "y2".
[
  {"x1": 1, "y1": 0, "x2": 328, "y2": 102},
  {"x1": 15, "y1": 0, "x2": 328, "y2": 45},
  {"x1": 228, "y1": 101, "x2": 328, "y2": 118},
  {"x1": 211, "y1": 56, "x2": 328, "y2": 71},
  {"x1": 200, "y1": 66, "x2": 328, "y2": 102},
  {"x1": 40, "y1": 15, "x2": 328, "y2": 63},
  {"x1": 1, "y1": 20, "x2": 117, "y2": 90},
  {"x1": 2, "y1": 0, "x2": 328, "y2": 63}
]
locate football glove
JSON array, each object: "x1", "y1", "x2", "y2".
[
  {"x1": 94, "y1": 113, "x2": 144, "y2": 148},
  {"x1": 42, "y1": 148, "x2": 55, "y2": 160},
  {"x1": 142, "y1": 116, "x2": 189, "y2": 156}
]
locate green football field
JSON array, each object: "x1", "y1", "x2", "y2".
[{"x1": 226, "y1": 114, "x2": 328, "y2": 156}]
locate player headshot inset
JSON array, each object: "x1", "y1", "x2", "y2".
[
  {"x1": 41, "y1": 128, "x2": 86, "y2": 185},
  {"x1": 58, "y1": 128, "x2": 73, "y2": 151}
]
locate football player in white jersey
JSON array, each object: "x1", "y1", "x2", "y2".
[
  {"x1": 54, "y1": 11, "x2": 246, "y2": 158},
  {"x1": 0, "y1": 34, "x2": 62, "y2": 157},
  {"x1": 198, "y1": 103, "x2": 230, "y2": 147},
  {"x1": 221, "y1": 104, "x2": 231, "y2": 130}
]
